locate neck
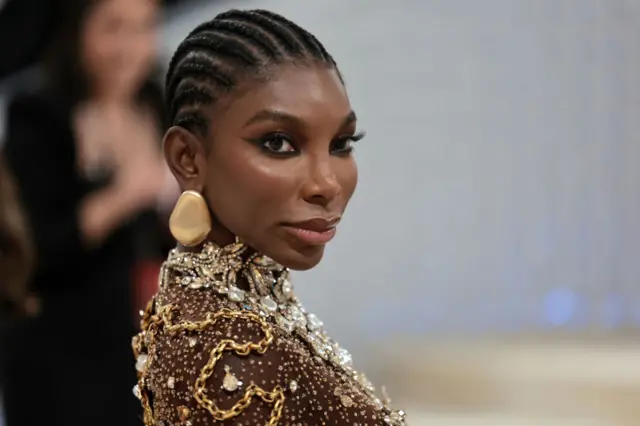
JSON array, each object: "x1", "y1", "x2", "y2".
[
  {"x1": 176, "y1": 226, "x2": 248, "y2": 255},
  {"x1": 208, "y1": 223, "x2": 238, "y2": 248}
]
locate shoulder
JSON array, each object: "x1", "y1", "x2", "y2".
[{"x1": 136, "y1": 291, "x2": 392, "y2": 425}]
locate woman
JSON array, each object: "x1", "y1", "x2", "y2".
[
  {"x1": 132, "y1": 9, "x2": 407, "y2": 426},
  {"x1": 1, "y1": 0, "x2": 170, "y2": 425}
]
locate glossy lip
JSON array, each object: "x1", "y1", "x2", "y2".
[{"x1": 282, "y1": 217, "x2": 341, "y2": 246}]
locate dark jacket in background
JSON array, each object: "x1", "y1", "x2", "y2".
[{"x1": 1, "y1": 87, "x2": 167, "y2": 426}]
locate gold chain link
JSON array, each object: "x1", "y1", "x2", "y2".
[{"x1": 135, "y1": 301, "x2": 284, "y2": 425}]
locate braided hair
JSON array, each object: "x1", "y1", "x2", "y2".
[{"x1": 166, "y1": 9, "x2": 340, "y2": 137}]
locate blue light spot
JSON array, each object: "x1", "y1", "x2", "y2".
[{"x1": 544, "y1": 287, "x2": 576, "y2": 326}]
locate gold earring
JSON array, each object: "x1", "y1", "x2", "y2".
[{"x1": 169, "y1": 190, "x2": 212, "y2": 247}]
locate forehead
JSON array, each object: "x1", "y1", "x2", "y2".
[{"x1": 211, "y1": 65, "x2": 351, "y2": 131}]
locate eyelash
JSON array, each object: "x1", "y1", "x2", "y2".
[{"x1": 256, "y1": 132, "x2": 366, "y2": 157}]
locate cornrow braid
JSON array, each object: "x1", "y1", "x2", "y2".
[
  {"x1": 253, "y1": 9, "x2": 336, "y2": 63},
  {"x1": 166, "y1": 9, "x2": 339, "y2": 136}
]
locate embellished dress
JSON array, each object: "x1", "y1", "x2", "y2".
[{"x1": 132, "y1": 241, "x2": 407, "y2": 425}]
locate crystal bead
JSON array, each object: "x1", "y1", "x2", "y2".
[
  {"x1": 289, "y1": 380, "x2": 299, "y2": 393},
  {"x1": 228, "y1": 286, "x2": 245, "y2": 302},
  {"x1": 189, "y1": 280, "x2": 203, "y2": 289},
  {"x1": 289, "y1": 306, "x2": 307, "y2": 328},
  {"x1": 306, "y1": 313, "x2": 323, "y2": 331},
  {"x1": 356, "y1": 372, "x2": 376, "y2": 393},
  {"x1": 390, "y1": 410, "x2": 406, "y2": 422},
  {"x1": 276, "y1": 314, "x2": 294, "y2": 333},
  {"x1": 260, "y1": 296, "x2": 278, "y2": 312},
  {"x1": 333, "y1": 347, "x2": 354, "y2": 368},
  {"x1": 281, "y1": 279, "x2": 294, "y2": 299},
  {"x1": 167, "y1": 377, "x2": 175, "y2": 389},
  {"x1": 135, "y1": 354, "x2": 149, "y2": 373},
  {"x1": 178, "y1": 406, "x2": 191, "y2": 422},
  {"x1": 188, "y1": 337, "x2": 198, "y2": 348},
  {"x1": 132, "y1": 384, "x2": 141, "y2": 399},
  {"x1": 372, "y1": 398, "x2": 384, "y2": 410},
  {"x1": 307, "y1": 334, "x2": 330, "y2": 359},
  {"x1": 252, "y1": 256, "x2": 276, "y2": 267},
  {"x1": 180, "y1": 277, "x2": 191, "y2": 286},
  {"x1": 222, "y1": 365, "x2": 242, "y2": 392},
  {"x1": 340, "y1": 394, "x2": 354, "y2": 407}
]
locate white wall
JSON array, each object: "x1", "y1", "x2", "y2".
[{"x1": 162, "y1": 0, "x2": 640, "y2": 352}]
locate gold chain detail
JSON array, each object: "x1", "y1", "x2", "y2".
[{"x1": 136, "y1": 301, "x2": 285, "y2": 425}]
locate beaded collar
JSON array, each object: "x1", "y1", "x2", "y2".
[{"x1": 160, "y1": 241, "x2": 407, "y2": 425}]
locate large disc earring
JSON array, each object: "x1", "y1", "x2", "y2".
[{"x1": 169, "y1": 190, "x2": 212, "y2": 247}]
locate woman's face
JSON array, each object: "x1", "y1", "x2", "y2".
[
  {"x1": 81, "y1": 0, "x2": 158, "y2": 98},
  {"x1": 169, "y1": 65, "x2": 360, "y2": 271}
]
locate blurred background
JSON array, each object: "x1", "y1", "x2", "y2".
[{"x1": 1, "y1": 0, "x2": 639, "y2": 425}]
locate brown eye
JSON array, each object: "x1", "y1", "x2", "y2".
[
  {"x1": 331, "y1": 138, "x2": 354, "y2": 153},
  {"x1": 330, "y1": 131, "x2": 366, "y2": 154},
  {"x1": 260, "y1": 133, "x2": 297, "y2": 155}
]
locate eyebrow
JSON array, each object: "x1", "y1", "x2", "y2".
[{"x1": 243, "y1": 109, "x2": 357, "y2": 129}]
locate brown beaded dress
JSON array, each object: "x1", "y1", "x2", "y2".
[{"x1": 132, "y1": 241, "x2": 407, "y2": 425}]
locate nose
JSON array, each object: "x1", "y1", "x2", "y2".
[{"x1": 301, "y1": 154, "x2": 341, "y2": 207}]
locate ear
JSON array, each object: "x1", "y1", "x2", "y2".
[{"x1": 163, "y1": 126, "x2": 207, "y2": 193}]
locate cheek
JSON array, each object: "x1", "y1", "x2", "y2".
[
  {"x1": 338, "y1": 158, "x2": 358, "y2": 203},
  {"x1": 207, "y1": 151, "x2": 299, "y2": 227}
]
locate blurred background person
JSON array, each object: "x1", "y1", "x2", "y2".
[{"x1": 0, "y1": 0, "x2": 174, "y2": 424}]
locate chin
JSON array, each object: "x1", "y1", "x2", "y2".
[{"x1": 273, "y1": 245, "x2": 326, "y2": 271}]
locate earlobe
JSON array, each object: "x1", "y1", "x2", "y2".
[{"x1": 163, "y1": 126, "x2": 207, "y2": 192}]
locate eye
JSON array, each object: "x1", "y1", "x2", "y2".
[
  {"x1": 330, "y1": 131, "x2": 366, "y2": 154},
  {"x1": 260, "y1": 133, "x2": 297, "y2": 155}
]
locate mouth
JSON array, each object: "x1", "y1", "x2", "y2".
[{"x1": 282, "y1": 217, "x2": 341, "y2": 246}]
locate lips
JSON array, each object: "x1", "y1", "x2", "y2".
[
  {"x1": 286, "y1": 217, "x2": 341, "y2": 232},
  {"x1": 282, "y1": 217, "x2": 341, "y2": 246}
]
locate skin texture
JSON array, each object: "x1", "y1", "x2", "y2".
[{"x1": 164, "y1": 64, "x2": 360, "y2": 270}]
